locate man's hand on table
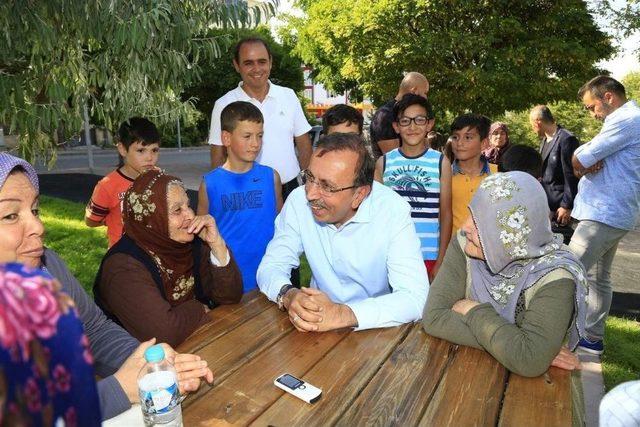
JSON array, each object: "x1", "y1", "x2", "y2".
[
  {"x1": 114, "y1": 338, "x2": 214, "y2": 403},
  {"x1": 283, "y1": 288, "x2": 358, "y2": 332}
]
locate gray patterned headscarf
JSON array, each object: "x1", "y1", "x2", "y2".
[
  {"x1": 0, "y1": 153, "x2": 40, "y2": 192},
  {"x1": 467, "y1": 171, "x2": 587, "y2": 348}
]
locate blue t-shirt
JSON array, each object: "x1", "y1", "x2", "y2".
[
  {"x1": 204, "y1": 163, "x2": 276, "y2": 292},
  {"x1": 382, "y1": 147, "x2": 442, "y2": 260}
]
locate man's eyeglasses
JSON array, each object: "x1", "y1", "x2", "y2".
[
  {"x1": 397, "y1": 115, "x2": 429, "y2": 127},
  {"x1": 300, "y1": 169, "x2": 357, "y2": 196}
]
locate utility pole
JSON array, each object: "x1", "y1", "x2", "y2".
[
  {"x1": 177, "y1": 118, "x2": 182, "y2": 152},
  {"x1": 83, "y1": 102, "x2": 94, "y2": 172}
]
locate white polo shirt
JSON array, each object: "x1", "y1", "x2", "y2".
[{"x1": 208, "y1": 81, "x2": 311, "y2": 183}]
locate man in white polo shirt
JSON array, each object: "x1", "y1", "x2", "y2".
[{"x1": 208, "y1": 37, "x2": 312, "y2": 200}]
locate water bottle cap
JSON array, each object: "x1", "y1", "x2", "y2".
[{"x1": 144, "y1": 344, "x2": 165, "y2": 363}]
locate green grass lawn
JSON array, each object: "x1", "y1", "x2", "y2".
[
  {"x1": 40, "y1": 195, "x2": 638, "y2": 390},
  {"x1": 40, "y1": 195, "x2": 108, "y2": 292},
  {"x1": 602, "y1": 316, "x2": 640, "y2": 389}
]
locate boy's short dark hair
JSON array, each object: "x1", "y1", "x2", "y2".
[
  {"x1": 322, "y1": 104, "x2": 364, "y2": 134},
  {"x1": 498, "y1": 144, "x2": 543, "y2": 179},
  {"x1": 221, "y1": 101, "x2": 264, "y2": 133},
  {"x1": 578, "y1": 75, "x2": 626, "y2": 100},
  {"x1": 393, "y1": 93, "x2": 434, "y2": 120},
  {"x1": 315, "y1": 133, "x2": 374, "y2": 187},
  {"x1": 233, "y1": 37, "x2": 272, "y2": 63},
  {"x1": 450, "y1": 113, "x2": 492, "y2": 140},
  {"x1": 118, "y1": 117, "x2": 160, "y2": 150}
]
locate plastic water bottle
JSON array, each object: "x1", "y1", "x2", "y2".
[{"x1": 138, "y1": 344, "x2": 183, "y2": 426}]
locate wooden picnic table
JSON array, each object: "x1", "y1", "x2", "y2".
[{"x1": 177, "y1": 291, "x2": 574, "y2": 426}]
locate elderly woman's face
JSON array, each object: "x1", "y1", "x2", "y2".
[
  {"x1": 0, "y1": 172, "x2": 45, "y2": 268},
  {"x1": 490, "y1": 128, "x2": 508, "y2": 148},
  {"x1": 461, "y1": 215, "x2": 485, "y2": 260},
  {"x1": 167, "y1": 184, "x2": 195, "y2": 243}
]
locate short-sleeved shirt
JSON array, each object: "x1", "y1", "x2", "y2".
[
  {"x1": 208, "y1": 81, "x2": 311, "y2": 183},
  {"x1": 572, "y1": 100, "x2": 640, "y2": 230},
  {"x1": 451, "y1": 158, "x2": 497, "y2": 235},
  {"x1": 369, "y1": 99, "x2": 399, "y2": 159},
  {"x1": 86, "y1": 169, "x2": 133, "y2": 247}
]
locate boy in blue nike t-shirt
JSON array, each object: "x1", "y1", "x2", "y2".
[{"x1": 198, "y1": 101, "x2": 283, "y2": 292}]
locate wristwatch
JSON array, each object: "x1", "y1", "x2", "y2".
[{"x1": 276, "y1": 284, "x2": 296, "y2": 311}]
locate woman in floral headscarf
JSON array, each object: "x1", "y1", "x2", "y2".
[
  {"x1": 422, "y1": 171, "x2": 587, "y2": 378},
  {"x1": 483, "y1": 122, "x2": 511, "y2": 165},
  {"x1": 0, "y1": 263, "x2": 101, "y2": 426},
  {"x1": 94, "y1": 169, "x2": 242, "y2": 347}
]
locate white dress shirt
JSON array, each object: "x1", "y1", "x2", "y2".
[
  {"x1": 257, "y1": 182, "x2": 430, "y2": 330},
  {"x1": 208, "y1": 81, "x2": 311, "y2": 183}
]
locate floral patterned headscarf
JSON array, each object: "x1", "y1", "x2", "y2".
[
  {"x1": 122, "y1": 169, "x2": 196, "y2": 305},
  {"x1": 466, "y1": 172, "x2": 587, "y2": 347},
  {"x1": 0, "y1": 263, "x2": 101, "y2": 426}
]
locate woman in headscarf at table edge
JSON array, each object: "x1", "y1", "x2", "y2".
[
  {"x1": 94, "y1": 168, "x2": 242, "y2": 348},
  {"x1": 422, "y1": 171, "x2": 587, "y2": 378}
]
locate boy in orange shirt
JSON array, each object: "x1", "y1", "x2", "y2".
[
  {"x1": 450, "y1": 114, "x2": 498, "y2": 236},
  {"x1": 85, "y1": 117, "x2": 160, "y2": 247}
]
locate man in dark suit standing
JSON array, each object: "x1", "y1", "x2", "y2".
[{"x1": 529, "y1": 105, "x2": 580, "y2": 242}]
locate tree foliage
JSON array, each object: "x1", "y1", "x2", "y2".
[
  {"x1": 0, "y1": 0, "x2": 275, "y2": 162},
  {"x1": 287, "y1": 0, "x2": 613, "y2": 115},
  {"x1": 181, "y1": 25, "x2": 304, "y2": 141},
  {"x1": 594, "y1": 0, "x2": 640, "y2": 38}
]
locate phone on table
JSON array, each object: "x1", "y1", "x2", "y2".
[{"x1": 274, "y1": 373, "x2": 322, "y2": 404}]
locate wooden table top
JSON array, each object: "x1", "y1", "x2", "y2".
[{"x1": 177, "y1": 291, "x2": 573, "y2": 426}]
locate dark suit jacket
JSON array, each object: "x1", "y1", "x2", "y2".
[{"x1": 539, "y1": 126, "x2": 580, "y2": 212}]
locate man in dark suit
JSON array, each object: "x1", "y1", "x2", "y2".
[{"x1": 529, "y1": 105, "x2": 580, "y2": 242}]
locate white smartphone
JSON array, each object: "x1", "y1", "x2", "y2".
[{"x1": 274, "y1": 373, "x2": 322, "y2": 404}]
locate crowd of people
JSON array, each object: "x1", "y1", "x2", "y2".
[{"x1": 1, "y1": 36, "x2": 639, "y2": 424}]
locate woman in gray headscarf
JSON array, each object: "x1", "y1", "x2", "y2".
[{"x1": 422, "y1": 171, "x2": 587, "y2": 377}]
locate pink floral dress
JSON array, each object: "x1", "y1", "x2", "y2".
[{"x1": 0, "y1": 263, "x2": 101, "y2": 426}]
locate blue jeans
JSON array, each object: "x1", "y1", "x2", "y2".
[{"x1": 569, "y1": 220, "x2": 628, "y2": 341}]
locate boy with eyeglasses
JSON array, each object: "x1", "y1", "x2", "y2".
[
  {"x1": 198, "y1": 101, "x2": 282, "y2": 293},
  {"x1": 374, "y1": 94, "x2": 452, "y2": 280},
  {"x1": 449, "y1": 113, "x2": 497, "y2": 236}
]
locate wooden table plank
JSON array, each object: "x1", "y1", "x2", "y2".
[
  {"x1": 183, "y1": 327, "x2": 349, "y2": 425},
  {"x1": 179, "y1": 291, "x2": 271, "y2": 353},
  {"x1": 251, "y1": 323, "x2": 413, "y2": 426},
  {"x1": 498, "y1": 367, "x2": 572, "y2": 426},
  {"x1": 182, "y1": 305, "x2": 293, "y2": 409},
  {"x1": 419, "y1": 345, "x2": 508, "y2": 426},
  {"x1": 336, "y1": 327, "x2": 454, "y2": 426}
]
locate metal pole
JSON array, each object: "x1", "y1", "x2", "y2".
[
  {"x1": 177, "y1": 118, "x2": 182, "y2": 152},
  {"x1": 83, "y1": 102, "x2": 94, "y2": 172}
]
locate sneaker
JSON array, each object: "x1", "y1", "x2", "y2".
[{"x1": 578, "y1": 338, "x2": 604, "y2": 355}]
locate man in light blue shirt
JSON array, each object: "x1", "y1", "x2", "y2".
[
  {"x1": 569, "y1": 76, "x2": 640, "y2": 355},
  {"x1": 257, "y1": 133, "x2": 429, "y2": 332}
]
